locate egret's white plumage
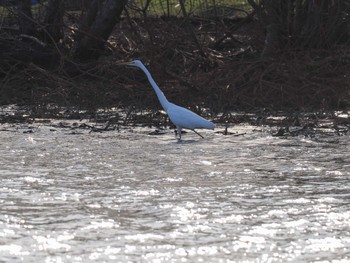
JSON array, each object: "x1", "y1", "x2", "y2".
[{"x1": 127, "y1": 60, "x2": 215, "y2": 139}]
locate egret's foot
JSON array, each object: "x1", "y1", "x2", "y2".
[{"x1": 175, "y1": 129, "x2": 187, "y2": 140}]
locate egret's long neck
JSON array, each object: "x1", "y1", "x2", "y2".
[{"x1": 138, "y1": 64, "x2": 170, "y2": 111}]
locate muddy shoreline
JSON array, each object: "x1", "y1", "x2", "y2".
[{"x1": 1, "y1": 105, "x2": 349, "y2": 139}]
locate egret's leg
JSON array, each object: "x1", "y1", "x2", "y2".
[
  {"x1": 192, "y1": 129, "x2": 204, "y2": 139},
  {"x1": 177, "y1": 126, "x2": 182, "y2": 140}
]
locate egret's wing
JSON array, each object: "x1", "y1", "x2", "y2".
[{"x1": 167, "y1": 104, "x2": 214, "y2": 129}]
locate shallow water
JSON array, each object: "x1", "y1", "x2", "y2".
[{"x1": 1, "y1": 122, "x2": 350, "y2": 262}]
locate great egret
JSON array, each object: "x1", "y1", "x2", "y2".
[{"x1": 124, "y1": 60, "x2": 215, "y2": 140}]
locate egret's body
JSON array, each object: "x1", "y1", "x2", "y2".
[{"x1": 127, "y1": 60, "x2": 215, "y2": 139}]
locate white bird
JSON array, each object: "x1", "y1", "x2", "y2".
[{"x1": 125, "y1": 60, "x2": 215, "y2": 140}]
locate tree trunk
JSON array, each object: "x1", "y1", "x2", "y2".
[
  {"x1": 43, "y1": 0, "x2": 66, "y2": 43},
  {"x1": 17, "y1": 0, "x2": 34, "y2": 35},
  {"x1": 74, "y1": 0, "x2": 103, "y2": 43},
  {"x1": 262, "y1": 24, "x2": 280, "y2": 57},
  {"x1": 73, "y1": 0, "x2": 128, "y2": 61}
]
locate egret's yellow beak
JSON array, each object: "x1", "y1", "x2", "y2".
[{"x1": 117, "y1": 61, "x2": 132, "y2": 65}]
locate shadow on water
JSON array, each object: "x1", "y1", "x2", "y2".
[
  {"x1": 175, "y1": 139, "x2": 201, "y2": 144},
  {"x1": 0, "y1": 119, "x2": 350, "y2": 262}
]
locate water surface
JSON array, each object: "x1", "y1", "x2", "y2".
[{"x1": 1, "y1": 122, "x2": 350, "y2": 262}]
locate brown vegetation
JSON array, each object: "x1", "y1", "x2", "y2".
[{"x1": 1, "y1": 0, "x2": 350, "y2": 121}]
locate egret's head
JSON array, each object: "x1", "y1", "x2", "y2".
[{"x1": 128, "y1": 60, "x2": 144, "y2": 68}]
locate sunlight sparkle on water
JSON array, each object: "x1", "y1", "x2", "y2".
[
  {"x1": 83, "y1": 219, "x2": 118, "y2": 230},
  {"x1": 1, "y1": 123, "x2": 350, "y2": 262},
  {"x1": 33, "y1": 235, "x2": 72, "y2": 251},
  {"x1": 0, "y1": 244, "x2": 30, "y2": 256}
]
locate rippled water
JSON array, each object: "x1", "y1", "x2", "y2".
[{"x1": 1, "y1": 122, "x2": 350, "y2": 262}]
